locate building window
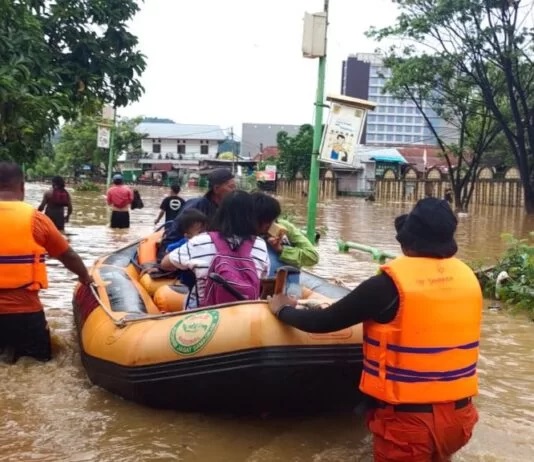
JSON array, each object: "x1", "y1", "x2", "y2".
[
  {"x1": 377, "y1": 134, "x2": 385, "y2": 141},
  {"x1": 386, "y1": 134, "x2": 394, "y2": 141},
  {"x1": 200, "y1": 144, "x2": 209, "y2": 155},
  {"x1": 177, "y1": 144, "x2": 186, "y2": 154},
  {"x1": 377, "y1": 115, "x2": 385, "y2": 122},
  {"x1": 387, "y1": 116, "x2": 395, "y2": 123},
  {"x1": 152, "y1": 143, "x2": 161, "y2": 154},
  {"x1": 395, "y1": 116, "x2": 404, "y2": 123}
]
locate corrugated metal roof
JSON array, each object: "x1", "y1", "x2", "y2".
[{"x1": 136, "y1": 123, "x2": 227, "y2": 141}]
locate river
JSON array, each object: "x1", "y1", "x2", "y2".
[{"x1": 0, "y1": 183, "x2": 533, "y2": 462}]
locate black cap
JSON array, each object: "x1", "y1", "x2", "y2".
[
  {"x1": 395, "y1": 197, "x2": 458, "y2": 258},
  {"x1": 208, "y1": 168, "x2": 234, "y2": 189}
]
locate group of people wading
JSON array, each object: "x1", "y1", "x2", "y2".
[{"x1": 0, "y1": 162, "x2": 483, "y2": 461}]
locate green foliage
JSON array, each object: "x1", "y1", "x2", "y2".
[
  {"x1": 475, "y1": 233, "x2": 534, "y2": 312},
  {"x1": 368, "y1": 0, "x2": 534, "y2": 213},
  {"x1": 276, "y1": 124, "x2": 313, "y2": 180},
  {"x1": 75, "y1": 181, "x2": 101, "y2": 192},
  {"x1": 0, "y1": 0, "x2": 145, "y2": 163},
  {"x1": 218, "y1": 152, "x2": 238, "y2": 160},
  {"x1": 379, "y1": 54, "x2": 501, "y2": 212},
  {"x1": 142, "y1": 117, "x2": 175, "y2": 124},
  {"x1": 50, "y1": 115, "x2": 144, "y2": 177},
  {"x1": 235, "y1": 174, "x2": 258, "y2": 192}
]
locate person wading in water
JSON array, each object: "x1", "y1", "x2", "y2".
[
  {"x1": 38, "y1": 176, "x2": 73, "y2": 232},
  {"x1": 0, "y1": 162, "x2": 92, "y2": 363},
  {"x1": 268, "y1": 197, "x2": 482, "y2": 462}
]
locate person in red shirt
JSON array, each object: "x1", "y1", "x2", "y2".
[
  {"x1": 106, "y1": 173, "x2": 134, "y2": 229},
  {"x1": 0, "y1": 162, "x2": 93, "y2": 363}
]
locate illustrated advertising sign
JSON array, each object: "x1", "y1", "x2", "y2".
[
  {"x1": 97, "y1": 125, "x2": 111, "y2": 149},
  {"x1": 256, "y1": 164, "x2": 277, "y2": 181},
  {"x1": 319, "y1": 95, "x2": 375, "y2": 166}
]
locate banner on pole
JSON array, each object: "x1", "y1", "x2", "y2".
[
  {"x1": 319, "y1": 95, "x2": 377, "y2": 166},
  {"x1": 102, "y1": 105, "x2": 115, "y2": 121},
  {"x1": 97, "y1": 125, "x2": 111, "y2": 148}
]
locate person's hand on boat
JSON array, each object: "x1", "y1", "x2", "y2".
[
  {"x1": 267, "y1": 236, "x2": 284, "y2": 254},
  {"x1": 141, "y1": 265, "x2": 160, "y2": 276},
  {"x1": 267, "y1": 293, "x2": 297, "y2": 316}
]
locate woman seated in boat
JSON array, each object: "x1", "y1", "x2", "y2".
[
  {"x1": 160, "y1": 190, "x2": 270, "y2": 308},
  {"x1": 251, "y1": 192, "x2": 319, "y2": 276}
]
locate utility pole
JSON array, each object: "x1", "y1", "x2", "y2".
[
  {"x1": 100, "y1": 105, "x2": 116, "y2": 190},
  {"x1": 230, "y1": 126, "x2": 236, "y2": 174},
  {"x1": 105, "y1": 114, "x2": 116, "y2": 189},
  {"x1": 305, "y1": 0, "x2": 329, "y2": 243}
]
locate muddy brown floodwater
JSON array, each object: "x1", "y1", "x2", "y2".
[{"x1": 1, "y1": 183, "x2": 533, "y2": 461}]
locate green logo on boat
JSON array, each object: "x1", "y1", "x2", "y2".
[{"x1": 169, "y1": 310, "x2": 220, "y2": 355}]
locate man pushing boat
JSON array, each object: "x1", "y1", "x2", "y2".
[{"x1": 0, "y1": 162, "x2": 92, "y2": 363}]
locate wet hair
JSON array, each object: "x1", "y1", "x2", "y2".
[
  {"x1": 211, "y1": 190, "x2": 257, "y2": 239},
  {"x1": 0, "y1": 162, "x2": 23, "y2": 190},
  {"x1": 170, "y1": 183, "x2": 181, "y2": 194},
  {"x1": 176, "y1": 209, "x2": 208, "y2": 235},
  {"x1": 52, "y1": 176, "x2": 65, "y2": 190},
  {"x1": 250, "y1": 191, "x2": 281, "y2": 226}
]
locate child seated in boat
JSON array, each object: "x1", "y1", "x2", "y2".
[
  {"x1": 160, "y1": 191, "x2": 270, "y2": 308},
  {"x1": 165, "y1": 209, "x2": 208, "y2": 253},
  {"x1": 144, "y1": 210, "x2": 207, "y2": 290}
]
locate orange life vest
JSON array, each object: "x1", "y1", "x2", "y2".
[
  {"x1": 0, "y1": 201, "x2": 48, "y2": 290},
  {"x1": 360, "y1": 256, "x2": 483, "y2": 404}
]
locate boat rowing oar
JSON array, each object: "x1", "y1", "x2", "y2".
[{"x1": 208, "y1": 273, "x2": 246, "y2": 301}]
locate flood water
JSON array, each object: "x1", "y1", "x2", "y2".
[{"x1": 1, "y1": 183, "x2": 533, "y2": 461}]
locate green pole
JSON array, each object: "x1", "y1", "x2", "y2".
[
  {"x1": 306, "y1": 0, "x2": 329, "y2": 243},
  {"x1": 105, "y1": 109, "x2": 117, "y2": 190}
]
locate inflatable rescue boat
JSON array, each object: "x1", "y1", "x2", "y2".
[{"x1": 73, "y1": 232, "x2": 363, "y2": 411}]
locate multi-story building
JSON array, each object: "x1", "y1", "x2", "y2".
[
  {"x1": 341, "y1": 53, "x2": 453, "y2": 146},
  {"x1": 135, "y1": 122, "x2": 227, "y2": 170}
]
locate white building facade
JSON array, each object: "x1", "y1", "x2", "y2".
[{"x1": 136, "y1": 123, "x2": 227, "y2": 168}]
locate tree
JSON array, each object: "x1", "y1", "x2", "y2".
[
  {"x1": 0, "y1": 0, "x2": 145, "y2": 163},
  {"x1": 276, "y1": 124, "x2": 314, "y2": 180},
  {"x1": 382, "y1": 55, "x2": 502, "y2": 212},
  {"x1": 52, "y1": 116, "x2": 144, "y2": 177},
  {"x1": 142, "y1": 117, "x2": 176, "y2": 124},
  {"x1": 369, "y1": 0, "x2": 534, "y2": 213},
  {"x1": 217, "y1": 152, "x2": 238, "y2": 160}
]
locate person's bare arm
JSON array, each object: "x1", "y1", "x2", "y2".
[
  {"x1": 55, "y1": 248, "x2": 92, "y2": 284},
  {"x1": 37, "y1": 192, "x2": 49, "y2": 212},
  {"x1": 154, "y1": 209, "x2": 164, "y2": 225},
  {"x1": 66, "y1": 192, "x2": 73, "y2": 221}
]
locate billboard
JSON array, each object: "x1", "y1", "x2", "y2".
[
  {"x1": 320, "y1": 102, "x2": 368, "y2": 166},
  {"x1": 256, "y1": 165, "x2": 277, "y2": 181}
]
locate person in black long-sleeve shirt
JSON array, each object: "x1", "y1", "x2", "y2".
[{"x1": 268, "y1": 198, "x2": 482, "y2": 462}]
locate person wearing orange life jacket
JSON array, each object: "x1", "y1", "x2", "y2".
[
  {"x1": 38, "y1": 175, "x2": 73, "y2": 232},
  {"x1": 0, "y1": 162, "x2": 93, "y2": 364},
  {"x1": 268, "y1": 197, "x2": 482, "y2": 462}
]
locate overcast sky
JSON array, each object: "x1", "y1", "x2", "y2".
[{"x1": 121, "y1": 0, "x2": 399, "y2": 137}]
